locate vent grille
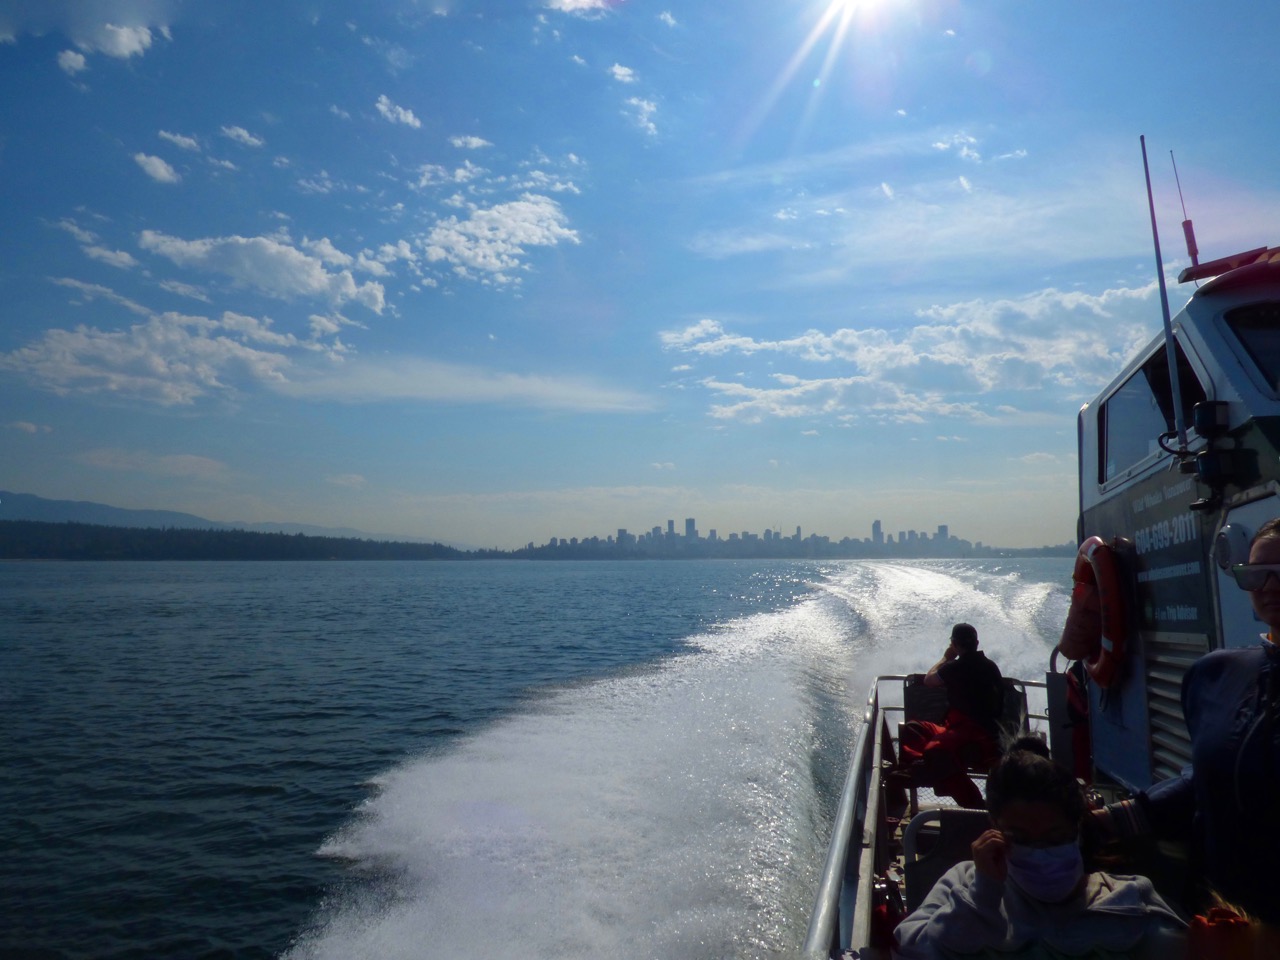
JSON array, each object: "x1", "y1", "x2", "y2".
[{"x1": 1144, "y1": 631, "x2": 1209, "y2": 782}]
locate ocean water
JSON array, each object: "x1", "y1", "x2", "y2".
[{"x1": 0, "y1": 558, "x2": 1072, "y2": 959}]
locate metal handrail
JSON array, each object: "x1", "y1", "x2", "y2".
[{"x1": 802, "y1": 675, "x2": 907, "y2": 956}]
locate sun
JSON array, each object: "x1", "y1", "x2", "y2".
[{"x1": 734, "y1": 0, "x2": 912, "y2": 150}]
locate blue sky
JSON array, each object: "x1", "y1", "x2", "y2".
[{"x1": 3, "y1": 0, "x2": 1279, "y2": 549}]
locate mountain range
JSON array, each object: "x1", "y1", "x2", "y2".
[{"x1": 0, "y1": 491, "x2": 415, "y2": 543}]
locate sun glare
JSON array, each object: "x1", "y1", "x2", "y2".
[{"x1": 737, "y1": 0, "x2": 908, "y2": 150}]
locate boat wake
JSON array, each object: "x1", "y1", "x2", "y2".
[{"x1": 284, "y1": 560, "x2": 1068, "y2": 959}]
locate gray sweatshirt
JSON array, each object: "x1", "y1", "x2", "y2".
[{"x1": 892, "y1": 861, "x2": 1186, "y2": 959}]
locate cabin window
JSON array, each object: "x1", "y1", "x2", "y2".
[
  {"x1": 1225, "y1": 302, "x2": 1280, "y2": 390},
  {"x1": 1099, "y1": 341, "x2": 1206, "y2": 483}
]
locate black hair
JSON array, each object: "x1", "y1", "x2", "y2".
[
  {"x1": 950, "y1": 622, "x2": 978, "y2": 651},
  {"x1": 985, "y1": 734, "x2": 1085, "y2": 825}
]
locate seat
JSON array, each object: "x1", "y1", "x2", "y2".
[
  {"x1": 995, "y1": 677, "x2": 1030, "y2": 747},
  {"x1": 902, "y1": 674, "x2": 1029, "y2": 743},
  {"x1": 901, "y1": 808, "x2": 992, "y2": 912},
  {"x1": 895, "y1": 675, "x2": 1029, "y2": 815}
]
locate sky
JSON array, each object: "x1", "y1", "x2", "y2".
[{"x1": 3, "y1": 0, "x2": 1280, "y2": 550}]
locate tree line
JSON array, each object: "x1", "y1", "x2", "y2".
[{"x1": 0, "y1": 521, "x2": 478, "y2": 561}]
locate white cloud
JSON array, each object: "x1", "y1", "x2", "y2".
[
  {"x1": 0, "y1": 8, "x2": 169, "y2": 58},
  {"x1": 660, "y1": 319, "x2": 724, "y2": 348},
  {"x1": 139, "y1": 230, "x2": 386, "y2": 312},
  {"x1": 159, "y1": 130, "x2": 199, "y2": 151},
  {"x1": 0, "y1": 310, "x2": 294, "y2": 406},
  {"x1": 7, "y1": 421, "x2": 52, "y2": 434},
  {"x1": 659, "y1": 12, "x2": 677, "y2": 27},
  {"x1": 449, "y1": 135, "x2": 492, "y2": 149},
  {"x1": 421, "y1": 194, "x2": 579, "y2": 283},
  {"x1": 278, "y1": 356, "x2": 654, "y2": 412},
  {"x1": 133, "y1": 152, "x2": 180, "y2": 183},
  {"x1": 221, "y1": 125, "x2": 264, "y2": 147},
  {"x1": 159, "y1": 279, "x2": 210, "y2": 302},
  {"x1": 302, "y1": 236, "x2": 354, "y2": 267},
  {"x1": 625, "y1": 97, "x2": 657, "y2": 135},
  {"x1": 363, "y1": 37, "x2": 412, "y2": 72},
  {"x1": 79, "y1": 23, "x2": 154, "y2": 58},
  {"x1": 57, "y1": 49, "x2": 86, "y2": 73},
  {"x1": 415, "y1": 160, "x2": 484, "y2": 187},
  {"x1": 297, "y1": 170, "x2": 339, "y2": 194},
  {"x1": 56, "y1": 218, "x2": 97, "y2": 245},
  {"x1": 687, "y1": 229, "x2": 801, "y2": 259},
  {"x1": 658, "y1": 279, "x2": 1164, "y2": 424},
  {"x1": 513, "y1": 168, "x2": 581, "y2": 195},
  {"x1": 545, "y1": 0, "x2": 612, "y2": 14},
  {"x1": 375, "y1": 94, "x2": 422, "y2": 128},
  {"x1": 932, "y1": 132, "x2": 981, "y2": 162},
  {"x1": 54, "y1": 277, "x2": 151, "y2": 316},
  {"x1": 84, "y1": 245, "x2": 139, "y2": 269},
  {"x1": 375, "y1": 239, "x2": 417, "y2": 264},
  {"x1": 610, "y1": 63, "x2": 636, "y2": 83},
  {"x1": 79, "y1": 448, "x2": 228, "y2": 479}
]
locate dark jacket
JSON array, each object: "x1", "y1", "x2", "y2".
[
  {"x1": 937, "y1": 650, "x2": 1004, "y2": 738},
  {"x1": 1140, "y1": 641, "x2": 1280, "y2": 922}
]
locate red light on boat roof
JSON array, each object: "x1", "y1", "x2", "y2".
[{"x1": 1178, "y1": 246, "x2": 1278, "y2": 283}]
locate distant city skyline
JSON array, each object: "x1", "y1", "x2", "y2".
[
  {"x1": 528, "y1": 513, "x2": 1072, "y2": 559},
  {"x1": 538, "y1": 515, "x2": 1051, "y2": 552}
]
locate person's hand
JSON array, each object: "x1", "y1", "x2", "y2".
[
  {"x1": 971, "y1": 829, "x2": 1009, "y2": 882},
  {"x1": 944, "y1": 642, "x2": 959, "y2": 661}
]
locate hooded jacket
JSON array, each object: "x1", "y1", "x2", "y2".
[{"x1": 892, "y1": 861, "x2": 1186, "y2": 959}]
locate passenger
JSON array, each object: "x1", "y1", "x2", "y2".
[
  {"x1": 1094, "y1": 516, "x2": 1280, "y2": 925},
  {"x1": 892, "y1": 623, "x2": 1003, "y2": 808},
  {"x1": 892, "y1": 736, "x2": 1186, "y2": 960}
]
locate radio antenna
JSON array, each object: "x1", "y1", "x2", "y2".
[
  {"x1": 1142, "y1": 135, "x2": 1188, "y2": 451},
  {"x1": 1171, "y1": 150, "x2": 1200, "y2": 268}
]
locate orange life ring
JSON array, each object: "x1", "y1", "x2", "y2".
[{"x1": 1060, "y1": 536, "x2": 1127, "y2": 687}]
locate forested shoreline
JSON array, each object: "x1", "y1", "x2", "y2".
[{"x1": 0, "y1": 520, "x2": 475, "y2": 561}]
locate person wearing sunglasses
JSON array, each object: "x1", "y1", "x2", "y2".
[
  {"x1": 893, "y1": 736, "x2": 1185, "y2": 959},
  {"x1": 1092, "y1": 516, "x2": 1280, "y2": 927}
]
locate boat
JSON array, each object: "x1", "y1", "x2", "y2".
[{"x1": 804, "y1": 147, "x2": 1280, "y2": 958}]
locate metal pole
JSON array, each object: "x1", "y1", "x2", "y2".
[{"x1": 1141, "y1": 135, "x2": 1189, "y2": 450}]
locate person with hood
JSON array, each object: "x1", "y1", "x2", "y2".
[{"x1": 892, "y1": 736, "x2": 1186, "y2": 959}]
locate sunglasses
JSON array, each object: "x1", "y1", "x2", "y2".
[{"x1": 1231, "y1": 563, "x2": 1280, "y2": 591}]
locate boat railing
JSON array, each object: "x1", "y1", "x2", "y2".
[{"x1": 802, "y1": 674, "x2": 904, "y2": 957}]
